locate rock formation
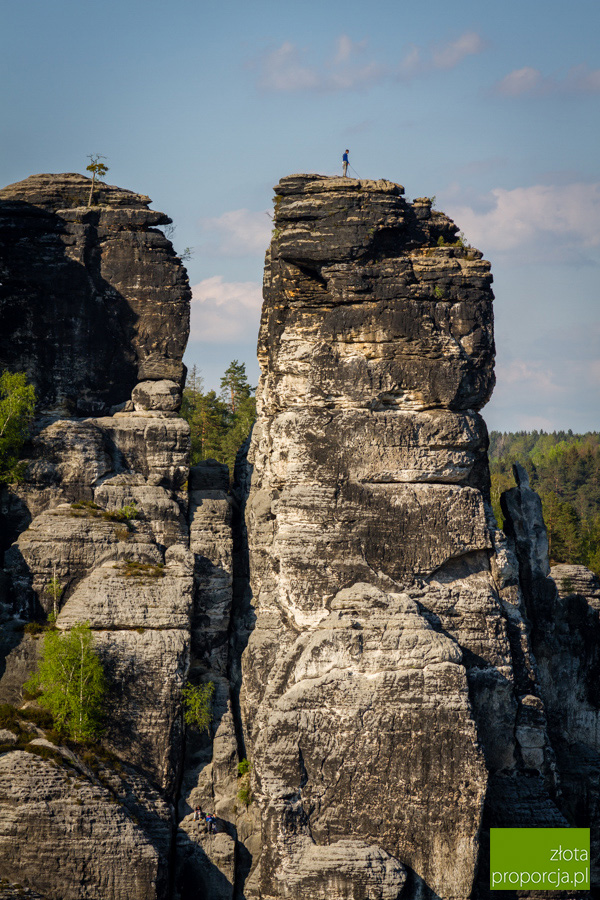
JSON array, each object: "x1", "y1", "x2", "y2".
[
  {"x1": 0, "y1": 172, "x2": 189, "y2": 417},
  {"x1": 502, "y1": 465, "x2": 600, "y2": 886},
  {"x1": 0, "y1": 173, "x2": 192, "y2": 897},
  {"x1": 236, "y1": 176, "x2": 583, "y2": 900},
  {"x1": 1, "y1": 171, "x2": 597, "y2": 900}
]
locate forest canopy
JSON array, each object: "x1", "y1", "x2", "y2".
[{"x1": 180, "y1": 361, "x2": 256, "y2": 476}]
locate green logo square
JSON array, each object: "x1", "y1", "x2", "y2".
[{"x1": 490, "y1": 828, "x2": 590, "y2": 891}]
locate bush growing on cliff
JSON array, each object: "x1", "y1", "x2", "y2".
[
  {"x1": 182, "y1": 680, "x2": 214, "y2": 735},
  {"x1": 0, "y1": 370, "x2": 36, "y2": 484},
  {"x1": 24, "y1": 623, "x2": 107, "y2": 741}
]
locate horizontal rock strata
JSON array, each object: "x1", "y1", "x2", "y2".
[
  {"x1": 0, "y1": 173, "x2": 194, "y2": 899},
  {"x1": 0, "y1": 173, "x2": 190, "y2": 415},
  {"x1": 238, "y1": 175, "x2": 571, "y2": 900}
]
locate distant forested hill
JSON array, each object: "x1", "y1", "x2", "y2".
[{"x1": 489, "y1": 431, "x2": 600, "y2": 576}]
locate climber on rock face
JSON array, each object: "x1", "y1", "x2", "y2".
[{"x1": 342, "y1": 149, "x2": 349, "y2": 176}]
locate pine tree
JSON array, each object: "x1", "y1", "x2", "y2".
[{"x1": 220, "y1": 360, "x2": 253, "y2": 415}]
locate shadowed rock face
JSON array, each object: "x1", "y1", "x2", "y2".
[
  {"x1": 0, "y1": 173, "x2": 190, "y2": 415},
  {"x1": 237, "y1": 176, "x2": 569, "y2": 900},
  {"x1": 503, "y1": 465, "x2": 600, "y2": 883}
]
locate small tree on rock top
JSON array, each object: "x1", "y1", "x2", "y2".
[{"x1": 86, "y1": 154, "x2": 109, "y2": 207}]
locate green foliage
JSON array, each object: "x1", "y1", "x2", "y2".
[
  {"x1": 237, "y1": 783, "x2": 252, "y2": 807},
  {"x1": 437, "y1": 232, "x2": 471, "y2": 250},
  {"x1": 86, "y1": 154, "x2": 108, "y2": 206},
  {"x1": 182, "y1": 681, "x2": 214, "y2": 734},
  {"x1": 490, "y1": 430, "x2": 600, "y2": 576},
  {"x1": 0, "y1": 370, "x2": 35, "y2": 484},
  {"x1": 70, "y1": 500, "x2": 139, "y2": 529},
  {"x1": 220, "y1": 359, "x2": 253, "y2": 414},
  {"x1": 236, "y1": 757, "x2": 252, "y2": 806},
  {"x1": 44, "y1": 576, "x2": 63, "y2": 619},
  {"x1": 433, "y1": 285, "x2": 444, "y2": 299},
  {"x1": 24, "y1": 623, "x2": 107, "y2": 741},
  {"x1": 181, "y1": 362, "x2": 257, "y2": 475},
  {"x1": 237, "y1": 757, "x2": 251, "y2": 776}
]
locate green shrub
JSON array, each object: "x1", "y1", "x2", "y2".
[
  {"x1": 115, "y1": 559, "x2": 165, "y2": 579},
  {"x1": 0, "y1": 371, "x2": 36, "y2": 485},
  {"x1": 0, "y1": 703, "x2": 19, "y2": 730},
  {"x1": 237, "y1": 783, "x2": 252, "y2": 808},
  {"x1": 182, "y1": 681, "x2": 214, "y2": 734},
  {"x1": 19, "y1": 707, "x2": 54, "y2": 729},
  {"x1": 237, "y1": 757, "x2": 251, "y2": 777}
]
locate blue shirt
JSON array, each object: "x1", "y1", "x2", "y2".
[{"x1": 343, "y1": 152, "x2": 348, "y2": 162}]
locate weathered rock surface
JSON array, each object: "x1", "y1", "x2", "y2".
[
  {"x1": 0, "y1": 173, "x2": 190, "y2": 415},
  {"x1": 0, "y1": 173, "x2": 193, "y2": 898},
  {"x1": 551, "y1": 563, "x2": 600, "y2": 611},
  {"x1": 3, "y1": 170, "x2": 597, "y2": 900},
  {"x1": 175, "y1": 461, "x2": 239, "y2": 896},
  {"x1": 502, "y1": 464, "x2": 600, "y2": 884},
  {"x1": 0, "y1": 747, "x2": 171, "y2": 900},
  {"x1": 235, "y1": 176, "x2": 555, "y2": 900}
]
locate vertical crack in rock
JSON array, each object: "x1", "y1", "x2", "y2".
[{"x1": 235, "y1": 175, "x2": 568, "y2": 900}]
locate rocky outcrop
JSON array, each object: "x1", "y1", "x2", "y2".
[
  {"x1": 236, "y1": 176, "x2": 570, "y2": 900},
  {"x1": 0, "y1": 173, "x2": 190, "y2": 416},
  {"x1": 503, "y1": 465, "x2": 600, "y2": 884},
  {"x1": 551, "y1": 563, "x2": 600, "y2": 611},
  {"x1": 2, "y1": 170, "x2": 597, "y2": 900},
  {"x1": 0, "y1": 747, "x2": 172, "y2": 900},
  {"x1": 0, "y1": 174, "x2": 193, "y2": 898}
]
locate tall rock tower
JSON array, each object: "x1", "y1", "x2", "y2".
[
  {"x1": 238, "y1": 176, "x2": 565, "y2": 899},
  {"x1": 0, "y1": 174, "x2": 193, "y2": 899}
]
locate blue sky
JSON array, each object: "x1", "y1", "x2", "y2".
[{"x1": 2, "y1": 0, "x2": 599, "y2": 433}]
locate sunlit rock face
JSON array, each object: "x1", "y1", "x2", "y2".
[{"x1": 236, "y1": 176, "x2": 568, "y2": 900}]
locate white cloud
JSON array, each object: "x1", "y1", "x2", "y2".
[
  {"x1": 497, "y1": 359, "x2": 563, "y2": 397},
  {"x1": 495, "y1": 66, "x2": 543, "y2": 96},
  {"x1": 334, "y1": 34, "x2": 366, "y2": 65},
  {"x1": 199, "y1": 208, "x2": 272, "y2": 257},
  {"x1": 495, "y1": 63, "x2": 600, "y2": 96},
  {"x1": 398, "y1": 45, "x2": 422, "y2": 78},
  {"x1": 190, "y1": 276, "x2": 262, "y2": 342},
  {"x1": 258, "y1": 41, "x2": 321, "y2": 92},
  {"x1": 487, "y1": 351, "x2": 600, "y2": 433},
  {"x1": 566, "y1": 64, "x2": 600, "y2": 92},
  {"x1": 448, "y1": 182, "x2": 600, "y2": 262},
  {"x1": 254, "y1": 30, "x2": 485, "y2": 93},
  {"x1": 432, "y1": 31, "x2": 486, "y2": 69}
]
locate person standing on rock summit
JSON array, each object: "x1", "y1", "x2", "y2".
[{"x1": 342, "y1": 149, "x2": 349, "y2": 176}]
